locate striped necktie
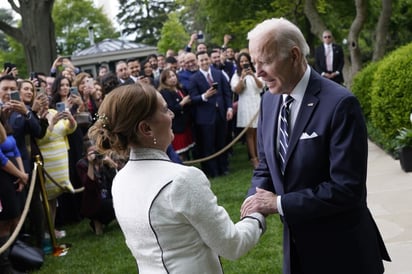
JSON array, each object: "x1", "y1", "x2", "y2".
[{"x1": 279, "y1": 95, "x2": 294, "y2": 174}]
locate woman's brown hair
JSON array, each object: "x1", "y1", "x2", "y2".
[{"x1": 88, "y1": 83, "x2": 158, "y2": 155}]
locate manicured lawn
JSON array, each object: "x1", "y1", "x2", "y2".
[{"x1": 33, "y1": 143, "x2": 283, "y2": 273}]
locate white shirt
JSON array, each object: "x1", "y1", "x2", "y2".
[{"x1": 277, "y1": 65, "x2": 311, "y2": 216}]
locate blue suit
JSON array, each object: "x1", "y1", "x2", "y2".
[
  {"x1": 247, "y1": 69, "x2": 390, "y2": 274},
  {"x1": 188, "y1": 67, "x2": 232, "y2": 177}
]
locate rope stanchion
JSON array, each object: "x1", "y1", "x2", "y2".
[
  {"x1": 183, "y1": 108, "x2": 260, "y2": 165},
  {"x1": 35, "y1": 155, "x2": 71, "y2": 257},
  {"x1": 0, "y1": 162, "x2": 37, "y2": 255}
]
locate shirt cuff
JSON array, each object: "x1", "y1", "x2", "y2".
[
  {"x1": 201, "y1": 94, "x2": 208, "y2": 101},
  {"x1": 241, "y1": 212, "x2": 266, "y2": 234},
  {"x1": 277, "y1": 195, "x2": 284, "y2": 216}
]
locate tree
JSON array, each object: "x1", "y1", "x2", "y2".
[
  {"x1": 53, "y1": 0, "x2": 118, "y2": 56},
  {"x1": 0, "y1": 8, "x2": 14, "y2": 51},
  {"x1": 347, "y1": 0, "x2": 368, "y2": 85},
  {"x1": 117, "y1": 0, "x2": 178, "y2": 46},
  {"x1": 372, "y1": 0, "x2": 392, "y2": 61},
  {"x1": 0, "y1": 0, "x2": 56, "y2": 75},
  {"x1": 157, "y1": 12, "x2": 189, "y2": 54}
]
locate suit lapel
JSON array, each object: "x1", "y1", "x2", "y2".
[{"x1": 286, "y1": 72, "x2": 320, "y2": 165}]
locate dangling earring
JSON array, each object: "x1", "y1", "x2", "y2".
[{"x1": 153, "y1": 137, "x2": 157, "y2": 145}]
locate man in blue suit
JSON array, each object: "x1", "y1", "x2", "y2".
[
  {"x1": 241, "y1": 18, "x2": 390, "y2": 274},
  {"x1": 188, "y1": 51, "x2": 233, "y2": 177}
]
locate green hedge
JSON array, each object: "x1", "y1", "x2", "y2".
[
  {"x1": 351, "y1": 61, "x2": 380, "y2": 120},
  {"x1": 351, "y1": 43, "x2": 412, "y2": 155}
]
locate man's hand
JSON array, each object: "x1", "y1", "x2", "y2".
[
  {"x1": 204, "y1": 87, "x2": 217, "y2": 99},
  {"x1": 9, "y1": 99, "x2": 27, "y2": 115},
  {"x1": 240, "y1": 187, "x2": 278, "y2": 217}
]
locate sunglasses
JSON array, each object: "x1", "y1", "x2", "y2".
[{"x1": 323, "y1": 35, "x2": 332, "y2": 39}]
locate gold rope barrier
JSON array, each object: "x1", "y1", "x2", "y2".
[
  {"x1": 35, "y1": 155, "x2": 71, "y2": 256},
  {"x1": 0, "y1": 161, "x2": 37, "y2": 254},
  {"x1": 183, "y1": 108, "x2": 260, "y2": 165},
  {"x1": 0, "y1": 156, "x2": 72, "y2": 256}
]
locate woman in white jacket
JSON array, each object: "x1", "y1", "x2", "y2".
[{"x1": 88, "y1": 83, "x2": 265, "y2": 274}]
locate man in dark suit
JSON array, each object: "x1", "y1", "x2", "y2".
[
  {"x1": 188, "y1": 51, "x2": 233, "y2": 177},
  {"x1": 314, "y1": 30, "x2": 344, "y2": 84},
  {"x1": 241, "y1": 18, "x2": 390, "y2": 274},
  {"x1": 115, "y1": 60, "x2": 135, "y2": 86}
]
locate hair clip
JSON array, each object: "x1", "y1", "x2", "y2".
[{"x1": 95, "y1": 113, "x2": 111, "y2": 131}]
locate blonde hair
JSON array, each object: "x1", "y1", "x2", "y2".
[
  {"x1": 248, "y1": 18, "x2": 310, "y2": 61},
  {"x1": 73, "y1": 72, "x2": 91, "y2": 93},
  {"x1": 18, "y1": 80, "x2": 36, "y2": 105},
  {"x1": 88, "y1": 83, "x2": 158, "y2": 155}
]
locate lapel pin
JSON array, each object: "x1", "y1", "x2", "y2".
[{"x1": 307, "y1": 103, "x2": 314, "y2": 106}]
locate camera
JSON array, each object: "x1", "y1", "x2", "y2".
[
  {"x1": 93, "y1": 152, "x2": 104, "y2": 160},
  {"x1": 243, "y1": 64, "x2": 250, "y2": 70}
]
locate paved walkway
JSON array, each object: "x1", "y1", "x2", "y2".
[{"x1": 367, "y1": 141, "x2": 412, "y2": 274}]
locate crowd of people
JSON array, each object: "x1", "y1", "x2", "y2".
[
  {"x1": 1, "y1": 18, "x2": 391, "y2": 274},
  {"x1": 0, "y1": 31, "x2": 262, "y2": 273}
]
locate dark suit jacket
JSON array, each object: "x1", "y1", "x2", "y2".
[
  {"x1": 187, "y1": 67, "x2": 232, "y2": 125},
  {"x1": 247, "y1": 69, "x2": 390, "y2": 274},
  {"x1": 315, "y1": 43, "x2": 344, "y2": 84},
  {"x1": 118, "y1": 77, "x2": 135, "y2": 86},
  {"x1": 159, "y1": 88, "x2": 191, "y2": 133}
]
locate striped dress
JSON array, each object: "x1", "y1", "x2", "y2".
[{"x1": 36, "y1": 109, "x2": 77, "y2": 200}]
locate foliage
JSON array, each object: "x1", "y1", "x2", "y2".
[
  {"x1": 0, "y1": 35, "x2": 28, "y2": 77},
  {"x1": 369, "y1": 43, "x2": 412, "y2": 154},
  {"x1": 53, "y1": 0, "x2": 118, "y2": 56},
  {"x1": 0, "y1": 8, "x2": 14, "y2": 51},
  {"x1": 350, "y1": 61, "x2": 380, "y2": 120},
  {"x1": 395, "y1": 127, "x2": 412, "y2": 151},
  {"x1": 117, "y1": 0, "x2": 178, "y2": 46},
  {"x1": 32, "y1": 144, "x2": 283, "y2": 273},
  {"x1": 157, "y1": 12, "x2": 189, "y2": 54}
]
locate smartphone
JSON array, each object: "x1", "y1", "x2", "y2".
[
  {"x1": 30, "y1": 72, "x2": 37, "y2": 80},
  {"x1": 243, "y1": 63, "x2": 250, "y2": 69},
  {"x1": 56, "y1": 102, "x2": 65, "y2": 112},
  {"x1": 10, "y1": 91, "x2": 20, "y2": 101},
  {"x1": 36, "y1": 87, "x2": 46, "y2": 95},
  {"x1": 212, "y1": 82, "x2": 218, "y2": 90},
  {"x1": 86, "y1": 78, "x2": 94, "y2": 89},
  {"x1": 70, "y1": 87, "x2": 79, "y2": 96},
  {"x1": 197, "y1": 31, "x2": 204, "y2": 40},
  {"x1": 3, "y1": 62, "x2": 15, "y2": 71}
]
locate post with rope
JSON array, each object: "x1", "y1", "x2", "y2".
[{"x1": 35, "y1": 155, "x2": 71, "y2": 256}]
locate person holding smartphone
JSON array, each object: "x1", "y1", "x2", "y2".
[
  {"x1": 50, "y1": 75, "x2": 85, "y2": 226},
  {"x1": 230, "y1": 52, "x2": 263, "y2": 168},
  {"x1": 35, "y1": 96, "x2": 77, "y2": 240}
]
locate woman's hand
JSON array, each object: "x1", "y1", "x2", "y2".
[
  {"x1": 15, "y1": 172, "x2": 29, "y2": 192},
  {"x1": 68, "y1": 94, "x2": 83, "y2": 107},
  {"x1": 180, "y1": 95, "x2": 191, "y2": 106}
]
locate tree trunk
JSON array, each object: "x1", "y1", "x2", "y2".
[
  {"x1": 303, "y1": 0, "x2": 327, "y2": 39},
  {"x1": 0, "y1": 0, "x2": 56, "y2": 75},
  {"x1": 347, "y1": 0, "x2": 367, "y2": 87},
  {"x1": 372, "y1": 0, "x2": 392, "y2": 61}
]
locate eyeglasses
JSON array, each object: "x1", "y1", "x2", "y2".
[{"x1": 323, "y1": 35, "x2": 332, "y2": 39}]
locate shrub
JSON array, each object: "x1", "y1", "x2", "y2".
[
  {"x1": 369, "y1": 43, "x2": 412, "y2": 154},
  {"x1": 351, "y1": 61, "x2": 380, "y2": 120}
]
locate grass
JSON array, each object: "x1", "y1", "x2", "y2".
[{"x1": 33, "y1": 143, "x2": 283, "y2": 273}]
